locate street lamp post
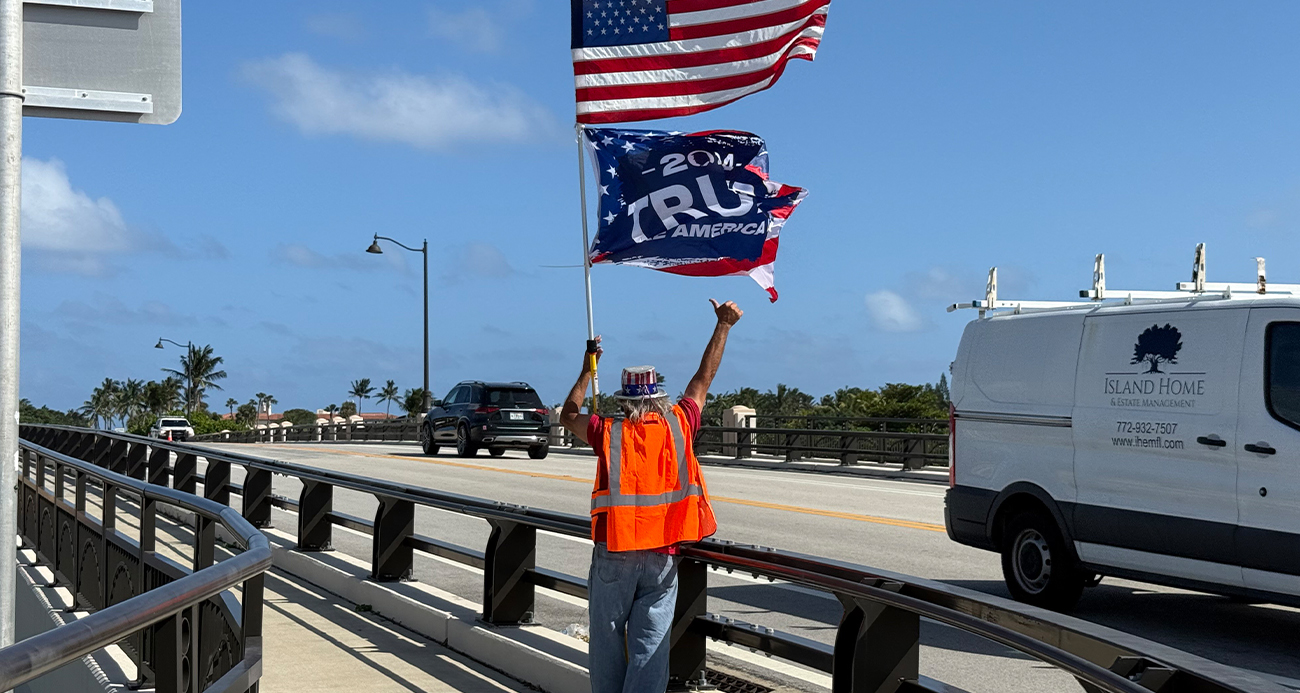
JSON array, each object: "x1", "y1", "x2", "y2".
[
  {"x1": 367, "y1": 235, "x2": 431, "y2": 412},
  {"x1": 155, "y1": 337, "x2": 194, "y2": 413}
]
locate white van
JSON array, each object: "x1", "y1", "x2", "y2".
[{"x1": 946, "y1": 254, "x2": 1300, "y2": 610}]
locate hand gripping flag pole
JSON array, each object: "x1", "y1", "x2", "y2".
[{"x1": 575, "y1": 124, "x2": 600, "y2": 410}]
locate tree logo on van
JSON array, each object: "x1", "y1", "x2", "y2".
[{"x1": 1131, "y1": 324, "x2": 1182, "y2": 373}]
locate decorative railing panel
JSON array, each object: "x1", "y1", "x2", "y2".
[{"x1": 1, "y1": 431, "x2": 270, "y2": 693}]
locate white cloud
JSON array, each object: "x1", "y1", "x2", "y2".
[
  {"x1": 273, "y1": 243, "x2": 407, "y2": 274},
  {"x1": 429, "y1": 8, "x2": 503, "y2": 53},
  {"x1": 865, "y1": 290, "x2": 924, "y2": 333},
  {"x1": 243, "y1": 53, "x2": 555, "y2": 151},
  {"x1": 305, "y1": 12, "x2": 366, "y2": 42},
  {"x1": 461, "y1": 242, "x2": 515, "y2": 278},
  {"x1": 22, "y1": 158, "x2": 134, "y2": 254}
]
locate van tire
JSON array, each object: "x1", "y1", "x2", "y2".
[{"x1": 1001, "y1": 510, "x2": 1085, "y2": 611}]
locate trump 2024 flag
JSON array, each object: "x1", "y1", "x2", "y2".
[{"x1": 584, "y1": 128, "x2": 807, "y2": 301}]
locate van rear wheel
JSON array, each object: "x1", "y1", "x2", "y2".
[{"x1": 1001, "y1": 510, "x2": 1085, "y2": 612}]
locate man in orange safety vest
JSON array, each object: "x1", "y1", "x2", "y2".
[{"x1": 560, "y1": 298, "x2": 743, "y2": 693}]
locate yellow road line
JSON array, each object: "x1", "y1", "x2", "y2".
[
  {"x1": 262, "y1": 445, "x2": 945, "y2": 533},
  {"x1": 705, "y1": 496, "x2": 945, "y2": 533}
]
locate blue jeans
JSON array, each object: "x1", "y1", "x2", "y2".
[{"x1": 588, "y1": 543, "x2": 680, "y2": 693}]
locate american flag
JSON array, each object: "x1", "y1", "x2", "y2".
[{"x1": 571, "y1": 0, "x2": 831, "y2": 124}]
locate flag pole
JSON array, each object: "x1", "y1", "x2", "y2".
[{"x1": 576, "y1": 124, "x2": 600, "y2": 412}]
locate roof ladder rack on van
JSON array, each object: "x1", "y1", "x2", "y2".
[{"x1": 947, "y1": 243, "x2": 1300, "y2": 317}]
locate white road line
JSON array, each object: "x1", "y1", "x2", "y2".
[{"x1": 542, "y1": 530, "x2": 595, "y2": 546}]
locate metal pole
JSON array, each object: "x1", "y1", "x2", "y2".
[
  {"x1": 575, "y1": 125, "x2": 599, "y2": 410},
  {"x1": 0, "y1": 0, "x2": 20, "y2": 649},
  {"x1": 422, "y1": 241, "x2": 430, "y2": 412}
]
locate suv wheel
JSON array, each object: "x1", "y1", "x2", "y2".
[
  {"x1": 456, "y1": 424, "x2": 478, "y2": 458},
  {"x1": 420, "y1": 425, "x2": 438, "y2": 456},
  {"x1": 1001, "y1": 509, "x2": 1085, "y2": 611},
  {"x1": 489, "y1": 447, "x2": 505, "y2": 458},
  {"x1": 528, "y1": 443, "x2": 549, "y2": 460}
]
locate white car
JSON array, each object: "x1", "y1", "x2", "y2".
[
  {"x1": 946, "y1": 258, "x2": 1300, "y2": 610},
  {"x1": 149, "y1": 417, "x2": 195, "y2": 441}
]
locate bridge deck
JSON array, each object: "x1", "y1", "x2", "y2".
[
  {"x1": 65, "y1": 482, "x2": 530, "y2": 693},
  {"x1": 260, "y1": 568, "x2": 525, "y2": 693}
]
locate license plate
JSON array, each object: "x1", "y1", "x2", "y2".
[{"x1": 509, "y1": 412, "x2": 524, "y2": 421}]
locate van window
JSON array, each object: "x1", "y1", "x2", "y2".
[{"x1": 1267, "y1": 322, "x2": 1300, "y2": 428}]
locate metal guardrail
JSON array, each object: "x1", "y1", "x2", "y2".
[
  {"x1": 5, "y1": 432, "x2": 271, "y2": 693},
  {"x1": 30, "y1": 424, "x2": 1287, "y2": 693},
  {"x1": 701, "y1": 415, "x2": 949, "y2": 434},
  {"x1": 695, "y1": 426, "x2": 948, "y2": 468},
  {"x1": 195, "y1": 418, "x2": 951, "y2": 468}
]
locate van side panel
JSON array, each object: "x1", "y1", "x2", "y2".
[
  {"x1": 1071, "y1": 306, "x2": 1246, "y2": 587},
  {"x1": 948, "y1": 313, "x2": 1086, "y2": 547},
  {"x1": 966, "y1": 313, "x2": 1084, "y2": 418}
]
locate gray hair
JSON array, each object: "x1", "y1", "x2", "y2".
[{"x1": 619, "y1": 396, "x2": 673, "y2": 424}]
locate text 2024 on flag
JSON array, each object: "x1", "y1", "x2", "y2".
[
  {"x1": 571, "y1": 0, "x2": 831, "y2": 124},
  {"x1": 585, "y1": 128, "x2": 806, "y2": 301}
]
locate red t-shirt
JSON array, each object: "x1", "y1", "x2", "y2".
[{"x1": 589, "y1": 398, "x2": 702, "y2": 549}]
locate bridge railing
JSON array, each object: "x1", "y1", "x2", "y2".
[
  {"x1": 4, "y1": 431, "x2": 271, "y2": 693},
  {"x1": 24, "y1": 424, "x2": 1284, "y2": 693},
  {"x1": 195, "y1": 418, "x2": 951, "y2": 468}
]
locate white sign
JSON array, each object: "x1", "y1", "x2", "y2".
[{"x1": 22, "y1": 0, "x2": 180, "y2": 124}]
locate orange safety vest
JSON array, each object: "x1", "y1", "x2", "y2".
[{"x1": 590, "y1": 405, "x2": 717, "y2": 552}]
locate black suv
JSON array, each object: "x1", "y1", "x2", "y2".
[{"x1": 421, "y1": 381, "x2": 550, "y2": 459}]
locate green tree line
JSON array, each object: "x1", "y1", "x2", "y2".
[{"x1": 575, "y1": 375, "x2": 951, "y2": 423}]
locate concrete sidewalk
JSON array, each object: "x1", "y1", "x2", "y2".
[{"x1": 260, "y1": 568, "x2": 529, "y2": 693}]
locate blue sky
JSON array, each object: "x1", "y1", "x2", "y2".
[{"x1": 20, "y1": 1, "x2": 1300, "y2": 413}]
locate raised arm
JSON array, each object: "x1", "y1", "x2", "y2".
[
  {"x1": 559, "y1": 338, "x2": 602, "y2": 445},
  {"x1": 683, "y1": 299, "x2": 743, "y2": 411}
]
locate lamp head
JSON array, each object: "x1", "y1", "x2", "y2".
[
  {"x1": 154, "y1": 340, "x2": 164, "y2": 349},
  {"x1": 366, "y1": 237, "x2": 384, "y2": 255}
]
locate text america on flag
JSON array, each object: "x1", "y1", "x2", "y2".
[
  {"x1": 570, "y1": 0, "x2": 831, "y2": 124},
  {"x1": 584, "y1": 128, "x2": 807, "y2": 301}
]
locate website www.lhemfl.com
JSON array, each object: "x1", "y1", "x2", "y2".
[{"x1": 1111, "y1": 435, "x2": 1185, "y2": 450}]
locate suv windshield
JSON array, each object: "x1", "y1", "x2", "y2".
[
  {"x1": 485, "y1": 388, "x2": 544, "y2": 409},
  {"x1": 160, "y1": 419, "x2": 189, "y2": 428}
]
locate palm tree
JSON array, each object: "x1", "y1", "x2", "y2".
[
  {"x1": 80, "y1": 378, "x2": 120, "y2": 429},
  {"x1": 226, "y1": 398, "x2": 238, "y2": 418},
  {"x1": 399, "y1": 388, "x2": 428, "y2": 417},
  {"x1": 324, "y1": 403, "x2": 339, "y2": 422},
  {"x1": 377, "y1": 380, "x2": 400, "y2": 418},
  {"x1": 143, "y1": 378, "x2": 184, "y2": 417},
  {"x1": 236, "y1": 401, "x2": 257, "y2": 426},
  {"x1": 348, "y1": 378, "x2": 374, "y2": 415},
  {"x1": 163, "y1": 344, "x2": 227, "y2": 414},
  {"x1": 117, "y1": 378, "x2": 145, "y2": 423}
]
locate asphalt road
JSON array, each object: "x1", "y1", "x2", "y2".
[{"x1": 198, "y1": 442, "x2": 1300, "y2": 693}]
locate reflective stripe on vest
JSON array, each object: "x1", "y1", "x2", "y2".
[{"x1": 590, "y1": 410, "x2": 704, "y2": 510}]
